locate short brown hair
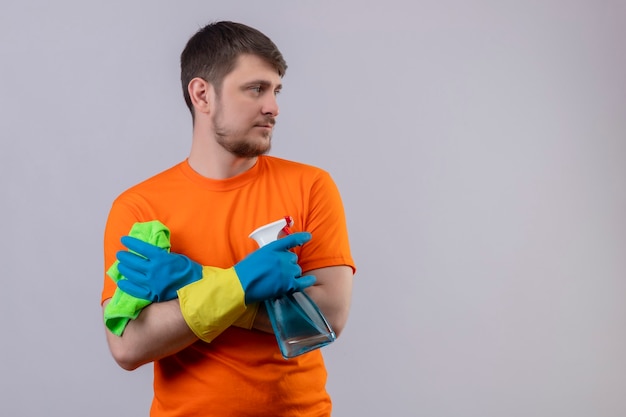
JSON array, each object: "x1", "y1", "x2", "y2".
[{"x1": 180, "y1": 21, "x2": 287, "y2": 115}]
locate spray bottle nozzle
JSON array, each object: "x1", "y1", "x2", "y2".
[{"x1": 249, "y1": 216, "x2": 294, "y2": 247}]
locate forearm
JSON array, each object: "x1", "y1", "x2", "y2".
[
  {"x1": 305, "y1": 284, "x2": 351, "y2": 337},
  {"x1": 249, "y1": 265, "x2": 353, "y2": 337},
  {"x1": 250, "y1": 303, "x2": 274, "y2": 333},
  {"x1": 103, "y1": 299, "x2": 198, "y2": 370},
  {"x1": 300, "y1": 265, "x2": 354, "y2": 337}
]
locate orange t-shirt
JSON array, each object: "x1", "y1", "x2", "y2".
[{"x1": 102, "y1": 156, "x2": 355, "y2": 417}]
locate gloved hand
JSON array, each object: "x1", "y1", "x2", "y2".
[
  {"x1": 116, "y1": 236, "x2": 203, "y2": 302},
  {"x1": 234, "y1": 232, "x2": 316, "y2": 304},
  {"x1": 178, "y1": 231, "x2": 315, "y2": 343}
]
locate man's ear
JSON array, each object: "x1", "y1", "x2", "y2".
[{"x1": 188, "y1": 77, "x2": 213, "y2": 115}]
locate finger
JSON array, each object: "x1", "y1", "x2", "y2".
[
  {"x1": 120, "y1": 236, "x2": 165, "y2": 259},
  {"x1": 284, "y1": 250, "x2": 299, "y2": 265},
  {"x1": 286, "y1": 262, "x2": 303, "y2": 279},
  {"x1": 117, "y1": 262, "x2": 148, "y2": 284},
  {"x1": 293, "y1": 274, "x2": 316, "y2": 291},
  {"x1": 266, "y1": 232, "x2": 312, "y2": 251},
  {"x1": 116, "y1": 250, "x2": 150, "y2": 274},
  {"x1": 117, "y1": 279, "x2": 148, "y2": 299}
]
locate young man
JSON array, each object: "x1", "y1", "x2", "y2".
[{"x1": 101, "y1": 21, "x2": 355, "y2": 416}]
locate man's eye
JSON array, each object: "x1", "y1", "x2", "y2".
[{"x1": 250, "y1": 86, "x2": 262, "y2": 93}]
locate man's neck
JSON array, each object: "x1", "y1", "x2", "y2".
[{"x1": 188, "y1": 136, "x2": 257, "y2": 180}]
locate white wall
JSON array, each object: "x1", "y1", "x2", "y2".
[{"x1": 1, "y1": 1, "x2": 625, "y2": 416}]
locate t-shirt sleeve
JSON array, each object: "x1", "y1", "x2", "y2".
[
  {"x1": 101, "y1": 194, "x2": 153, "y2": 304},
  {"x1": 298, "y1": 170, "x2": 356, "y2": 274}
]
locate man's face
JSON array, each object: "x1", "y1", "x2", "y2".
[{"x1": 211, "y1": 54, "x2": 282, "y2": 158}]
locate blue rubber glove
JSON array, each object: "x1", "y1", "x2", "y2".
[
  {"x1": 116, "y1": 236, "x2": 202, "y2": 302},
  {"x1": 234, "y1": 232, "x2": 316, "y2": 304}
]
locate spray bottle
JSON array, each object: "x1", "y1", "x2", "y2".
[{"x1": 249, "y1": 216, "x2": 336, "y2": 359}]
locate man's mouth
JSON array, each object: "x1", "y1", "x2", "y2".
[{"x1": 255, "y1": 118, "x2": 275, "y2": 128}]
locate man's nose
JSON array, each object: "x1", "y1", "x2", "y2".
[{"x1": 262, "y1": 94, "x2": 280, "y2": 117}]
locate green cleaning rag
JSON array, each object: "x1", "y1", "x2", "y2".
[{"x1": 103, "y1": 220, "x2": 171, "y2": 336}]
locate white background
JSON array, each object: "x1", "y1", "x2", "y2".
[{"x1": 1, "y1": 1, "x2": 625, "y2": 416}]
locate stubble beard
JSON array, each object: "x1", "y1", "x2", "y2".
[{"x1": 212, "y1": 107, "x2": 273, "y2": 159}]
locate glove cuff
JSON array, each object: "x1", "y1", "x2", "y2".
[
  {"x1": 178, "y1": 266, "x2": 246, "y2": 343},
  {"x1": 231, "y1": 302, "x2": 260, "y2": 329}
]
